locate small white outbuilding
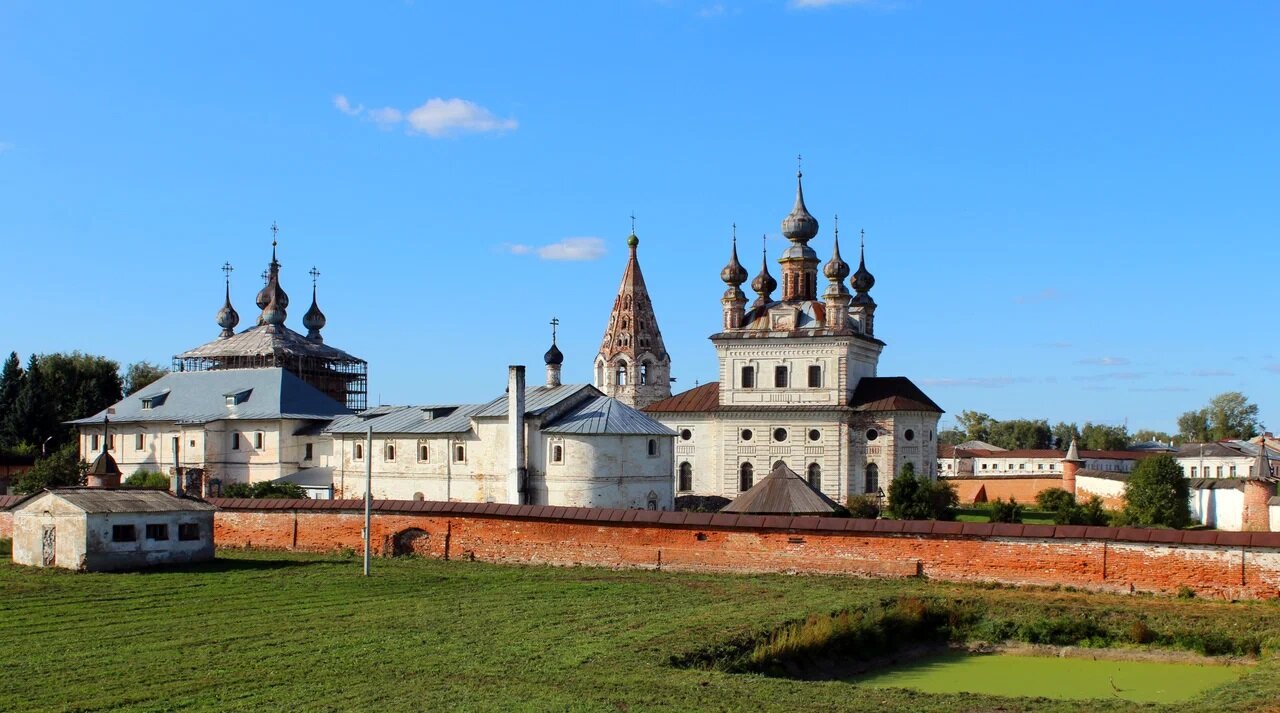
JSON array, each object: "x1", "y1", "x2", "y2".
[{"x1": 10, "y1": 488, "x2": 215, "y2": 571}]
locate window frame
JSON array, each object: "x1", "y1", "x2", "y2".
[
  {"x1": 741, "y1": 365, "x2": 755, "y2": 389},
  {"x1": 145, "y1": 523, "x2": 169, "y2": 541},
  {"x1": 807, "y1": 364, "x2": 822, "y2": 388},
  {"x1": 774, "y1": 365, "x2": 789, "y2": 388},
  {"x1": 177, "y1": 523, "x2": 200, "y2": 541},
  {"x1": 112, "y1": 524, "x2": 137, "y2": 543}
]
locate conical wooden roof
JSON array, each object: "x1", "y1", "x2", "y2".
[{"x1": 721, "y1": 462, "x2": 841, "y2": 515}]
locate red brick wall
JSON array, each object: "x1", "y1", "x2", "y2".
[
  {"x1": 209, "y1": 500, "x2": 1280, "y2": 600},
  {"x1": 952, "y1": 478, "x2": 1059, "y2": 505}
]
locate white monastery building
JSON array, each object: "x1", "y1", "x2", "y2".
[
  {"x1": 643, "y1": 170, "x2": 944, "y2": 503},
  {"x1": 74, "y1": 230, "x2": 675, "y2": 510}
]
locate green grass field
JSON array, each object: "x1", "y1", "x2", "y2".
[{"x1": 2, "y1": 545, "x2": 1279, "y2": 712}]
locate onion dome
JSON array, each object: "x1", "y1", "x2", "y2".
[
  {"x1": 627, "y1": 233, "x2": 639, "y2": 249},
  {"x1": 780, "y1": 170, "x2": 819, "y2": 242},
  {"x1": 823, "y1": 220, "x2": 851, "y2": 283},
  {"x1": 261, "y1": 274, "x2": 287, "y2": 330},
  {"x1": 720, "y1": 232, "x2": 748, "y2": 286},
  {"x1": 544, "y1": 341, "x2": 564, "y2": 366},
  {"x1": 255, "y1": 238, "x2": 289, "y2": 313},
  {"x1": 751, "y1": 236, "x2": 777, "y2": 301},
  {"x1": 303, "y1": 287, "x2": 326, "y2": 342},
  {"x1": 216, "y1": 284, "x2": 240, "y2": 338},
  {"x1": 851, "y1": 229, "x2": 875, "y2": 294}
]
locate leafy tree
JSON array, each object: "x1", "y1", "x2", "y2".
[
  {"x1": 1132, "y1": 429, "x2": 1175, "y2": 445},
  {"x1": 955, "y1": 411, "x2": 996, "y2": 444},
  {"x1": 1035, "y1": 488, "x2": 1110, "y2": 526},
  {"x1": 987, "y1": 497, "x2": 1023, "y2": 523},
  {"x1": 123, "y1": 470, "x2": 171, "y2": 489},
  {"x1": 987, "y1": 419, "x2": 1052, "y2": 450},
  {"x1": 1080, "y1": 422, "x2": 1129, "y2": 451},
  {"x1": 123, "y1": 361, "x2": 168, "y2": 396},
  {"x1": 1123, "y1": 454, "x2": 1191, "y2": 529},
  {"x1": 887, "y1": 463, "x2": 957, "y2": 521},
  {"x1": 938, "y1": 429, "x2": 967, "y2": 446},
  {"x1": 1050, "y1": 422, "x2": 1080, "y2": 450},
  {"x1": 1177, "y1": 409, "x2": 1210, "y2": 442},
  {"x1": 1178, "y1": 392, "x2": 1263, "y2": 442},
  {"x1": 36, "y1": 352, "x2": 123, "y2": 440},
  {"x1": 222, "y1": 481, "x2": 308, "y2": 499},
  {"x1": 845, "y1": 494, "x2": 880, "y2": 519},
  {"x1": 12, "y1": 443, "x2": 88, "y2": 493}
]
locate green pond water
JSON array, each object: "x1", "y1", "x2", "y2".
[{"x1": 850, "y1": 651, "x2": 1247, "y2": 704}]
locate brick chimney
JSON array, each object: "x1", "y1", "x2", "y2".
[{"x1": 507, "y1": 366, "x2": 526, "y2": 505}]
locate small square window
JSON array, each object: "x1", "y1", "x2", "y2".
[
  {"x1": 178, "y1": 523, "x2": 200, "y2": 541},
  {"x1": 112, "y1": 524, "x2": 136, "y2": 542},
  {"x1": 145, "y1": 524, "x2": 169, "y2": 541}
]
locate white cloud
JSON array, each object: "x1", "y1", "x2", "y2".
[
  {"x1": 367, "y1": 107, "x2": 403, "y2": 127},
  {"x1": 335, "y1": 95, "x2": 516, "y2": 138},
  {"x1": 537, "y1": 237, "x2": 606, "y2": 261},
  {"x1": 920, "y1": 376, "x2": 1021, "y2": 388},
  {"x1": 405, "y1": 98, "x2": 518, "y2": 138},
  {"x1": 501, "y1": 237, "x2": 606, "y2": 262},
  {"x1": 1013, "y1": 287, "x2": 1061, "y2": 304},
  {"x1": 1077, "y1": 356, "x2": 1130, "y2": 367},
  {"x1": 333, "y1": 94, "x2": 363, "y2": 116},
  {"x1": 791, "y1": 0, "x2": 882, "y2": 7},
  {"x1": 1191, "y1": 368, "x2": 1234, "y2": 377}
]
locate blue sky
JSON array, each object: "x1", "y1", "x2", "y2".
[{"x1": 1, "y1": 1, "x2": 1276, "y2": 433}]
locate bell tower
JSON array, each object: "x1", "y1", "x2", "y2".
[{"x1": 593, "y1": 222, "x2": 672, "y2": 408}]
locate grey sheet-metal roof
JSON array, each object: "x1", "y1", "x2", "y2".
[
  {"x1": 69, "y1": 368, "x2": 350, "y2": 425},
  {"x1": 472, "y1": 383, "x2": 597, "y2": 418},
  {"x1": 325, "y1": 404, "x2": 484, "y2": 435},
  {"x1": 274, "y1": 467, "x2": 334, "y2": 487},
  {"x1": 542, "y1": 395, "x2": 676, "y2": 436},
  {"x1": 176, "y1": 324, "x2": 364, "y2": 363},
  {"x1": 11, "y1": 488, "x2": 216, "y2": 513}
]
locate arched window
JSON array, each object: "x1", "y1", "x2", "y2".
[
  {"x1": 741, "y1": 365, "x2": 755, "y2": 389},
  {"x1": 739, "y1": 462, "x2": 754, "y2": 492},
  {"x1": 552, "y1": 444, "x2": 563, "y2": 463},
  {"x1": 640, "y1": 363, "x2": 649, "y2": 385},
  {"x1": 624, "y1": 295, "x2": 632, "y2": 309},
  {"x1": 807, "y1": 463, "x2": 821, "y2": 489},
  {"x1": 413, "y1": 492, "x2": 425, "y2": 501},
  {"x1": 621, "y1": 318, "x2": 629, "y2": 330},
  {"x1": 647, "y1": 439, "x2": 658, "y2": 456},
  {"x1": 454, "y1": 443, "x2": 466, "y2": 463},
  {"x1": 418, "y1": 442, "x2": 429, "y2": 462},
  {"x1": 774, "y1": 365, "x2": 788, "y2": 388},
  {"x1": 354, "y1": 442, "x2": 364, "y2": 460},
  {"x1": 678, "y1": 462, "x2": 692, "y2": 492},
  {"x1": 616, "y1": 362, "x2": 628, "y2": 386},
  {"x1": 808, "y1": 365, "x2": 822, "y2": 388},
  {"x1": 865, "y1": 463, "x2": 879, "y2": 494},
  {"x1": 384, "y1": 441, "x2": 396, "y2": 461}
]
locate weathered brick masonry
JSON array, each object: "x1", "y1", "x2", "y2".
[{"x1": 207, "y1": 498, "x2": 1280, "y2": 600}]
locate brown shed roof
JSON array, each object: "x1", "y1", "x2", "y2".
[
  {"x1": 850, "y1": 377, "x2": 943, "y2": 413},
  {"x1": 721, "y1": 462, "x2": 841, "y2": 515},
  {"x1": 643, "y1": 382, "x2": 720, "y2": 413}
]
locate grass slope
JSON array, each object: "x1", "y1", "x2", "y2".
[{"x1": 1, "y1": 548, "x2": 1278, "y2": 712}]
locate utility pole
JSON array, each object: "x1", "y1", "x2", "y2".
[{"x1": 363, "y1": 425, "x2": 372, "y2": 576}]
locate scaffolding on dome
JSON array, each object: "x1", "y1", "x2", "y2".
[{"x1": 173, "y1": 325, "x2": 368, "y2": 411}]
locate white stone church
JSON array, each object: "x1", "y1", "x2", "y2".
[{"x1": 641, "y1": 171, "x2": 943, "y2": 504}]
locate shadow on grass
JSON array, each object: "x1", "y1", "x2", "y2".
[{"x1": 138, "y1": 556, "x2": 337, "y2": 575}]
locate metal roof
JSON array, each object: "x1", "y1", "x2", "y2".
[
  {"x1": 175, "y1": 323, "x2": 364, "y2": 364},
  {"x1": 11, "y1": 488, "x2": 216, "y2": 513},
  {"x1": 542, "y1": 395, "x2": 676, "y2": 436},
  {"x1": 721, "y1": 462, "x2": 841, "y2": 515},
  {"x1": 325, "y1": 404, "x2": 485, "y2": 435},
  {"x1": 472, "y1": 383, "x2": 597, "y2": 418},
  {"x1": 643, "y1": 382, "x2": 721, "y2": 413},
  {"x1": 69, "y1": 368, "x2": 351, "y2": 425},
  {"x1": 850, "y1": 377, "x2": 943, "y2": 413}
]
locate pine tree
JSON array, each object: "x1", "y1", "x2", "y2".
[{"x1": 0, "y1": 352, "x2": 25, "y2": 449}]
